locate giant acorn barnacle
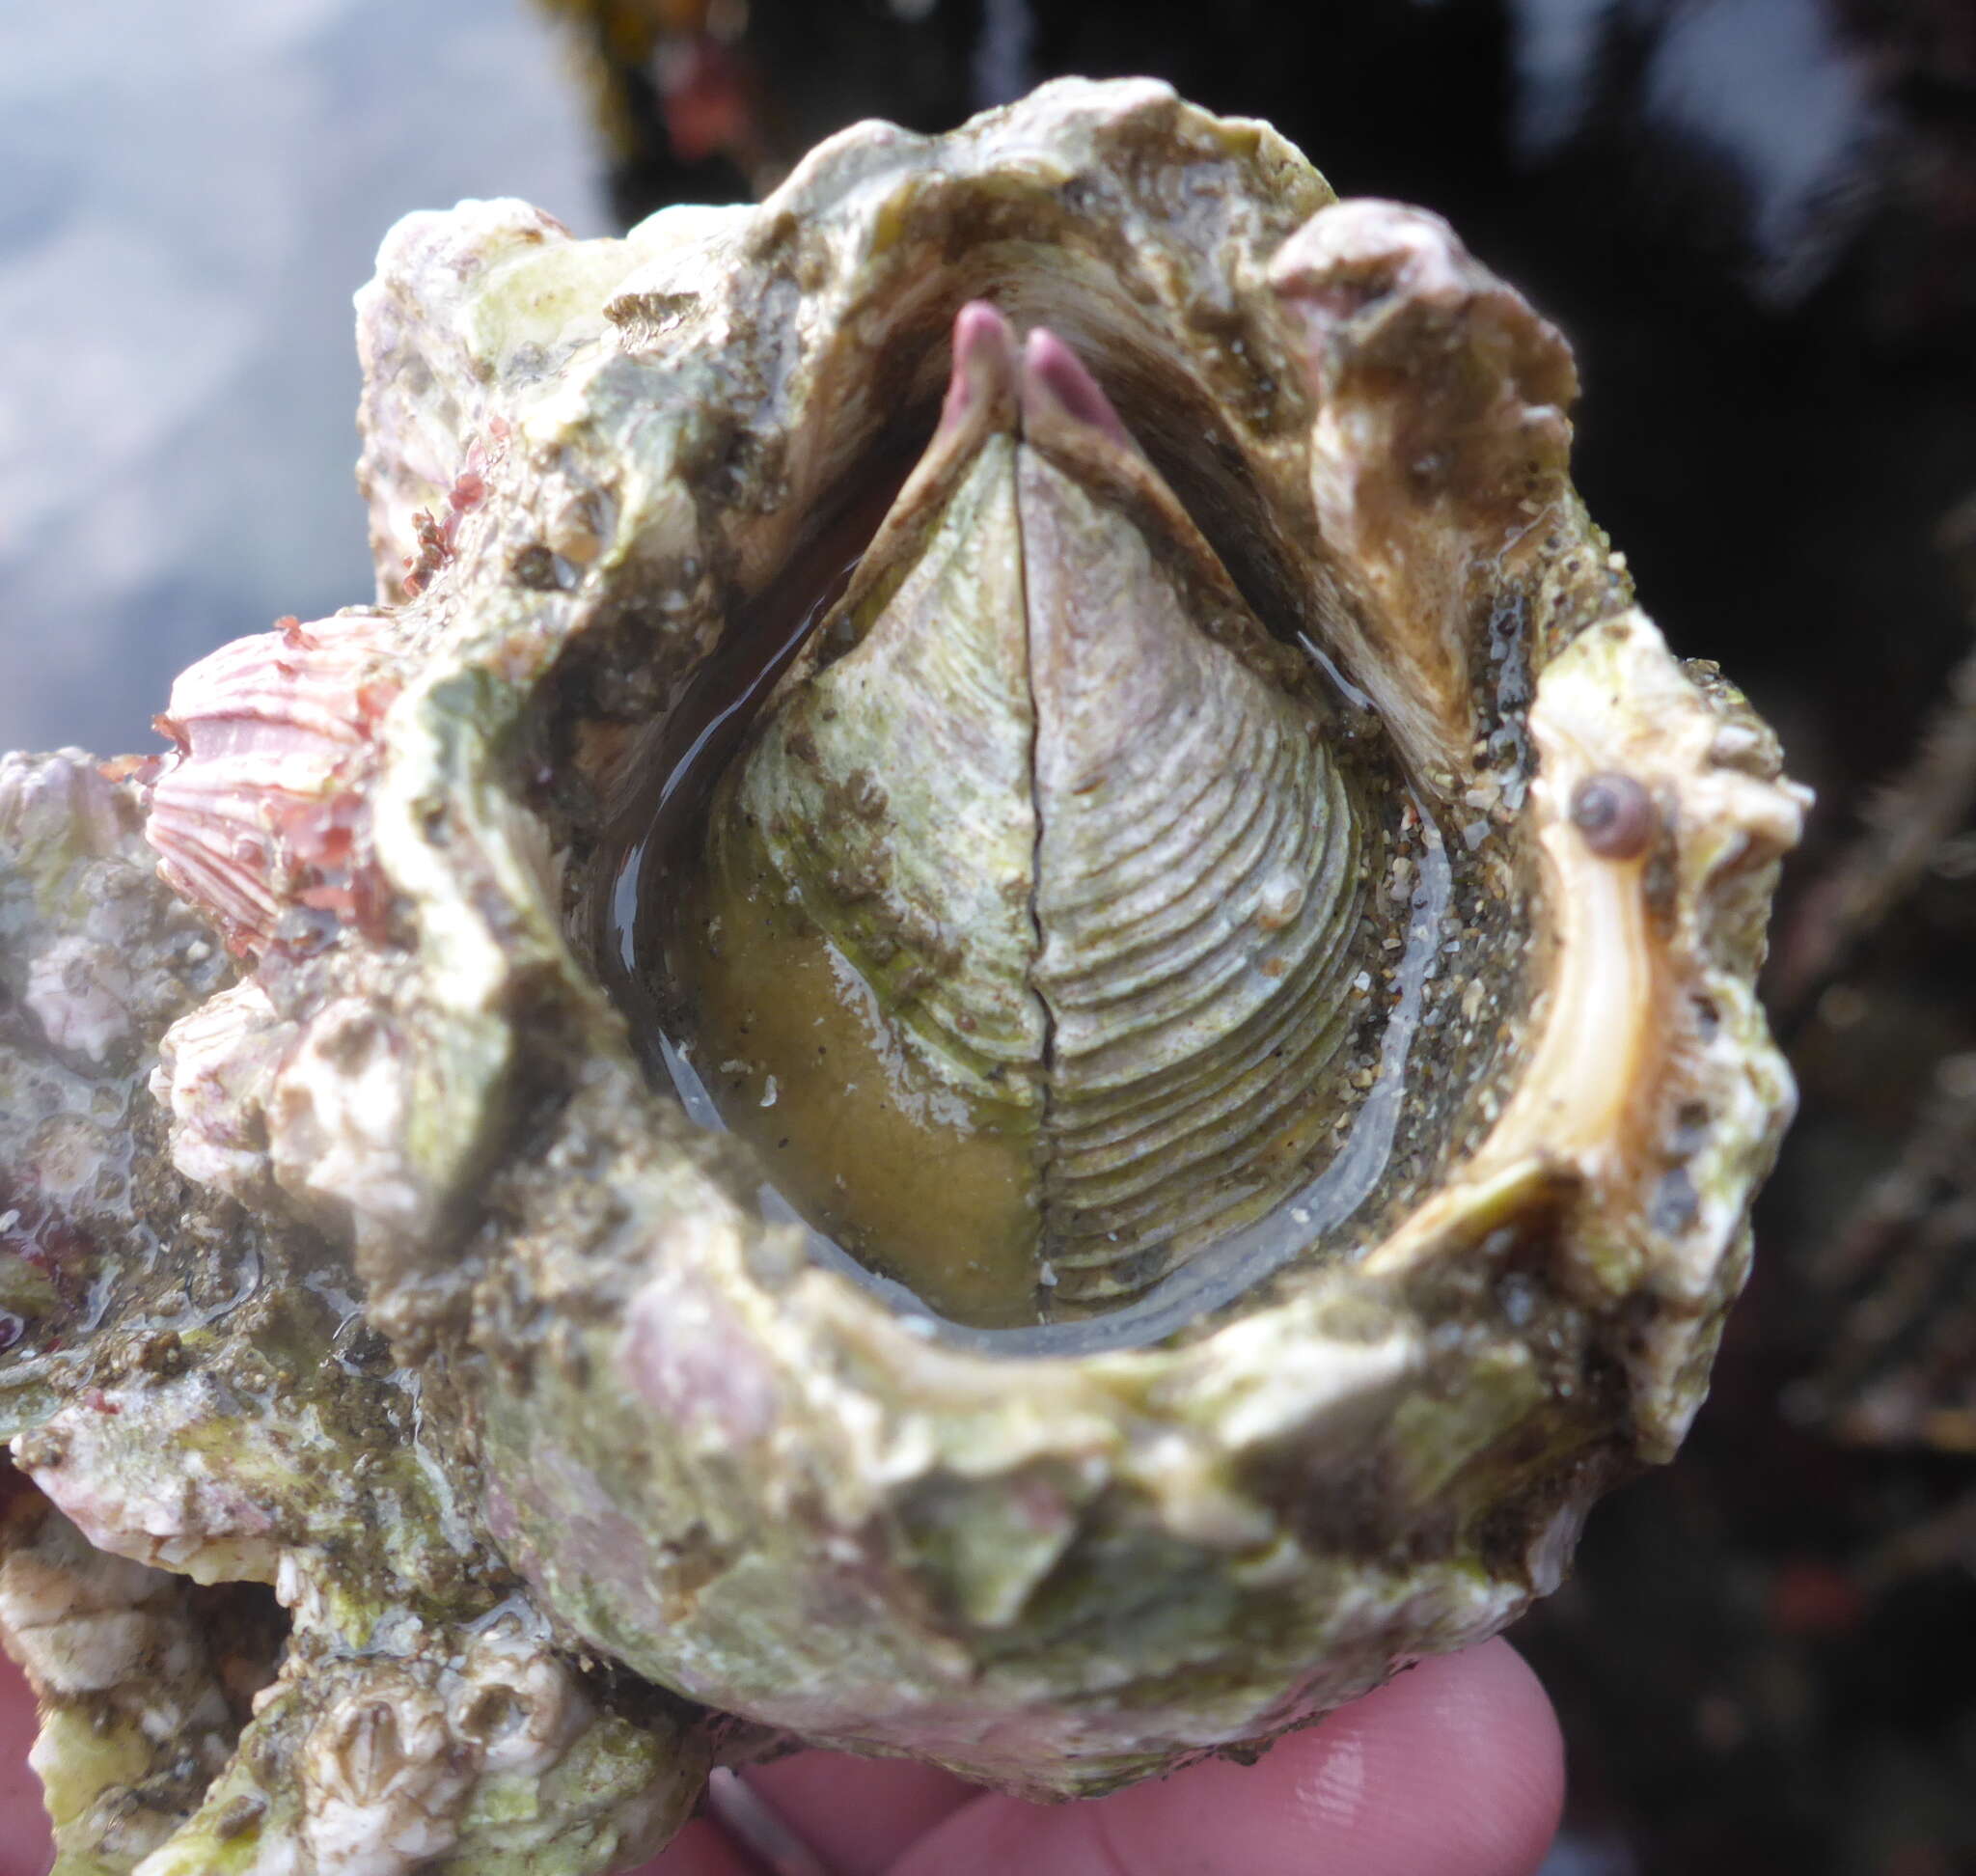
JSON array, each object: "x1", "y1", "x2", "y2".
[{"x1": 0, "y1": 78, "x2": 1803, "y2": 1873}]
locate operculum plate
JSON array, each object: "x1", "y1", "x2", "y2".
[
  {"x1": 1021, "y1": 444, "x2": 1370, "y2": 1301},
  {"x1": 670, "y1": 306, "x2": 1381, "y2": 1326},
  {"x1": 679, "y1": 428, "x2": 1048, "y2": 1327},
  {"x1": 732, "y1": 434, "x2": 1046, "y2": 1109}
]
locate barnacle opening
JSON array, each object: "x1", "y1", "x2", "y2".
[{"x1": 582, "y1": 287, "x2": 1536, "y2": 1349}]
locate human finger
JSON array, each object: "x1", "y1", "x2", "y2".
[
  {"x1": 0, "y1": 1649, "x2": 48, "y2": 1876},
  {"x1": 889, "y1": 1638, "x2": 1564, "y2": 1876},
  {"x1": 739, "y1": 1750, "x2": 975, "y2": 1875}
]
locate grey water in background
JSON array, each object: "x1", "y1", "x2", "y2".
[{"x1": 0, "y1": 0, "x2": 607, "y2": 758}]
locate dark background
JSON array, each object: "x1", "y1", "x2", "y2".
[{"x1": 5, "y1": 3, "x2": 1973, "y2": 1870}]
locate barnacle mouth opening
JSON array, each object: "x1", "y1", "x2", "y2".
[{"x1": 580, "y1": 286, "x2": 1533, "y2": 1353}]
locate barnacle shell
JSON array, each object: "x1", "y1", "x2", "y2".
[
  {"x1": 0, "y1": 751, "x2": 707, "y2": 1875},
  {"x1": 0, "y1": 77, "x2": 1804, "y2": 1867}
]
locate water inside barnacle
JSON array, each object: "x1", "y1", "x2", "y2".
[
  {"x1": 612, "y1": 754, "x2": 1449, "y2": 1356},
  {"x1": 604, "y1": 304, "x2": 1455, "y2": 1351}
]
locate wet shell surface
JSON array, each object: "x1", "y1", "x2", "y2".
[{"x1": 0, "y1": 78, "x2": 1804, "y2": 1873}]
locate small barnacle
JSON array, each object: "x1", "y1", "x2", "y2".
[{"x1": 0, "y1": 77, "x2": 1805, "y2": 1872}]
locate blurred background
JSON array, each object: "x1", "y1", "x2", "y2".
[
  {"x1": 3, "y1": 1, "x2": 1973, "y2": 1870},
  {"x1": 0, "y1": 0, "x2": 610, "y2": 759}
]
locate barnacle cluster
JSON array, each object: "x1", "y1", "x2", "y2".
[{"x1": 0, "y1": 79, "x2": 1801, "y2": 1874}]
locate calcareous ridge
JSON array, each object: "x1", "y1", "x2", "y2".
[{"x1": 0, "y1": 78, "x2": 1802, "y2": 1875}]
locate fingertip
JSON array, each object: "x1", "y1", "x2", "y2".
[
  {"x1": 893, "y1": 1640, "x2": 1564, "y2": 1876},
  {"x1": 1200, "y1": 1639, "x2": 1565, "y2": 1876},
  {"x1": 1303, "y1": 1637, "x2": 1565, "y2": 1876},
  {"x1": 0, "y1": 1646, "x2": 49, "y2": 1876},
  {"x1": 743, "y1": 1751, "x2": 974, "y2": 1875},
  {"x1": 1433, "y1": 1636, "x2": 1567, "y2": 1867}
]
